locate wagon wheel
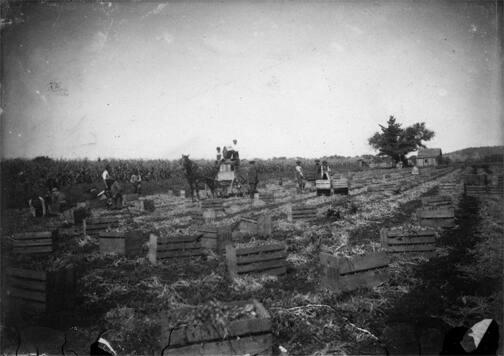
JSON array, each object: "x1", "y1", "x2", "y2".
[{"x1": 233, "y1": 175, "x2": 248, "y2": 197}]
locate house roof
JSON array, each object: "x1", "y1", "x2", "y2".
[{"x1": 418, "y1": 148, "x2": 442, "y2": 158}]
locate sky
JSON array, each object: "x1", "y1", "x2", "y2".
[{"x1": 1, "y1": 0, "x2": 502, "y2": 160}]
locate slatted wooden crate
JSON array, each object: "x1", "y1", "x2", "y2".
[
  {"x1": 73, "y1": 206, "x2": 90, "y2": 225},
  {"x1": 380, "y1": 228, "x2": 437, "y2": 253},
  {"x1": 465, "y1": 185, "x2": 504, "y2": 197},
  {"x1": 148, "y1": 233, "x2": 203, "y2": 264},
  {"x1": 188, "y1": 210, "x2": 205, "y2": 223},
  {"x1": 320, "y1": 252, "x2": 390, "y2": 294},
  {"x1": 438, "y1": 182, "x2": 461, "y2": 195},
  {"x1": 5, "y1": 267, "x2": 75, "y2": 313},
  {"x1": 201, "y1": 199, "x2": 225, "y2": 211},
  {"x1": 332, "y1": 178, "x2": 349, "y2": 194},
  {"x1": 198, "y1": 225, "x2": 233, "y2": 252},
  {"x1": 226, "y1": 243, "x2": 287, "y2": 278},
  {"x1": 234, "y1": 215, "x2": 272, "y2": 237},
  {"x1": 122, "y1": 193, "x2": 140, "y2": 206},
  {"x1": 160, "y1": 299, "x2": 272, "y2": 356},
  {"x1": 260, "y1": 192, "x2": 275, "y2": 204},
  {"x1": 463, "y1": 174, "x2": 488, "y2": 186},
  {"x1": 83, "y1": 216, "x2": 120, "y2": 236},
  {"x1": 12, "y1": 232, "x2": 54, "y2": 254},
  {"x1": 99, "y1": 231, "x2": 145, "y2": 257},
  {"x1": 421, "y1": 195, "x2": 452, "y2": 208},
  {"x1": 417, "y1": 207, "x2": 455, "y2": 228},
  {"x1": 290, "y1": 205, "x2": 317, "y2": 221},
  {"x1": 131, "y1": 199, "x2": 155, "y2": 212}
]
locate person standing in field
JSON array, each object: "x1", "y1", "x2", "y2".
[
  {"x1": 49, "y1": 186, "x2": 67, "y2": 214},
  {"x1": 314, "y1": 159, "x2": 322, "y2": 179},
  {"x1": 232, "y1": 139, "x2": 240, "y2": 165},
  {"x1": 102, "y1": 165, "x2": 112, "y2": 190},
  {"x1": 247, "y1": 160, "x2": 259, "y2": 199},
  {"x1": 321, "y1": 161, "x2": 331, "y2": 180},
  {"x1": 130, "y1": 170, "x2": 142, "y2": 194},
  {"x1": 216, "y1": 147, "x2": 222, "y2": 163},
  {"x1": 109, "y1": 179, "x2": 123, "y2": 209},
  {"x1": 295, "y1": 161, "x2": 305, "y2": 192}
]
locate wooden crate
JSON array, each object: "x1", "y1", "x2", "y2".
[
  {"x1": 201, "y1": 199, "x2": 225, "y2": 211},
  {"x1": 122, "y1": 193, "x2": 140, "y2": 205},
  {"x1": 380, "y1": 228, "x2": 437, "y2": 253},
  {"x1": 83, "y1": 216, "x2": 120, "y2": 236},
  {"x1": 234, "y1": 215, "x2": 272, "y2": 237},
  {"x1": 226, "y1": 243, "x2": 287, "y2": 278},
  {"x1": 465, "y1": 185, "x2": 504, "y2": 197},
  {"x1": 148, "y1": 233, "x2": 203, "y2": 264},
  {"x1": 73, "y1": 206, "x2": 90, "y2": 225},
  {"x1": 260, "y1": 192, "x2": 275, "y2": 204},
  {"x1": 5, "y1": 267, "x2": 75, "y2": 313},
  {"x1": 421, "y1": 195, "x2": 452, "y2": 208},
  {"x1": 290, "y1": 205, "x2": 317, "y2": 221},
  {"x1": 332, "y1": 178, "x2": 349, "y2": 194},
  {"x1": 132, "y1": 199, "x2": 155, "y2": 212},
  {"x1": 160, "y1": 299, "x2": 272, "y2": 356},
  {"x1": 417, "y1": 207, "x2": 455, "y2": 228},
  {"x1": 463, "y1": 174, "x2": 488, "y2": 186},
  {"x1": 197, "y1": 225, "x2": 233, "y2": 252},
  {"x1": 12, "y1": 232, "x2": 54, "y2": 254},
  {"x1": 438, "y1": 183, "x2": 461, "y2": 194},
  {"x1": 99, "y1": 231, "x2": 145, "y2": 257},
  {"x1": 189, "y1": 210, "x2": 205, "y2": 223},
  {"x1": 320, "y1": 252, "x2": 390, "y2": 294},
  {"x1": 315, "y1": 180, "x2": 331, "y2": 190}
]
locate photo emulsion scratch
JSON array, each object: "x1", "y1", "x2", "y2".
[{"x1": 0, "y1": 0, "x2": 503, "y2": 355}]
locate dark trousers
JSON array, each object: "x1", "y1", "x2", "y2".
[{"x1": 249, "y1": 183, "x2": 257, "y2": 199}]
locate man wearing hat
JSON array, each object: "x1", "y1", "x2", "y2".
[
  {"x1": 295, "y1": 161, "x2": 305, "y2": 192},
  {"x1": 314, "y1": 159, "x2": 321, "y2": 179},
  {"x1": 49, "y1": 186, "x2": 67, "y2": 214},
  {"x1": 321, "y1": 160, "x2": 331, "y2": 180},
  {"x1": 247, "y1": 160, "x2": 259, "y2": 199}
]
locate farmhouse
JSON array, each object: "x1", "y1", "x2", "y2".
[{"x1": 416, "y1": 148, "x2": 442, "y2": 167}]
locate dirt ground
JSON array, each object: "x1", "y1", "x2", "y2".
[{"x1": 1, "y1": 166, "x2": 502, "y2": 355}]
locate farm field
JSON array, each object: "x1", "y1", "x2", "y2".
[{"x1": 1, "y1": 164, "x2": 503, "y2": 355}]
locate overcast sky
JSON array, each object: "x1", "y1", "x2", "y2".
[{"x1": 1, "y1": 0, "x2": 502, "y2": 160}]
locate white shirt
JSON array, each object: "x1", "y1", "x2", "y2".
[
  {"x1": 295, "y1": 165, "x2": 304, "y2": 177},
  {"x1": 102, "y1": 170, "x2": 110, "y2": 181}
]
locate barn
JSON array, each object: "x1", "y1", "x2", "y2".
[{"x1": 416, "y1": 148, "x2": 442, "y2": 167}]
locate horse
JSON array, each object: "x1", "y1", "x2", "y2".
[{"x1": 180, "y1": 155, "x2": 219, "y2": 201}]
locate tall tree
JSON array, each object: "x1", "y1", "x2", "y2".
[{"x1": 368, "y1": 116, "x2": 435, "y2": 164}]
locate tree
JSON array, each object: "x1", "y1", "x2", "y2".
[{"x1": 368, "y1": 116, "x2": 435, "y2": 164}]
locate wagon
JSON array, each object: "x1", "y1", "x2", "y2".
[{"x1": 213, "y1": 160, "x2": 248, "y2": 198}]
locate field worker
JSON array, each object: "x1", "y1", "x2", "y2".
[
  {"x1": 216, "y1": 147, "x2": 222, "y2": 163},
  {"x1": 109, "y1": 179, "x2": 123, "y2": 210},
  {"x1": 232, "y1": 139, "x2": 240, "y2": 164},
  {"x1": 226, "y1": 143, "x2": 235, "y2": 159},
  {"x1": 130, "y1": 170, "x2": 142, "y2": 194},
  {"x1": 222, "y1": 146, "x2": 228, "y2": 160},
  {"x1": 50, "y1": 186, "x2": 67, "y2": 213},
  {"x1": 314, "y1": 159, "x2": 321, "y2": 179},
  {"x1": 247, "y1": 160, "x2": 259, "y2": 199},
  {"x1": 102, "y1": 165, "x2": 112, "y2": 190},
  {"x1": 412, "y1": 165, "x2": 419, "y2": 175},
  {"x1": 321, "y1": 161, "x2": 331, "y2": 180},
  {"x1": 295, "y1": 161, "x2": 305, "y2": 192}
]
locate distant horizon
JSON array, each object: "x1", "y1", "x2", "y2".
[{"x1": 2, "y1": 144, "x2": 502, "y2": 162}]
